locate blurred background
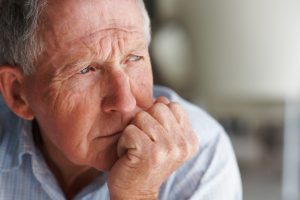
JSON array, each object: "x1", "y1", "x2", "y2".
[{"x1": 144, "y1": 0, "x2": 300, "y2": 200}]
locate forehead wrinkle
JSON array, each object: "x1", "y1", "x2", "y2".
[
  {"x1": 79, "y1": 38, "x2": 98, "y2": 60},
  {"x1": 42, "y1": 27, "x2": 148, "y2": 74},
  {"x1": 73, "y1": 29, "x2": 146, "y2": 61},
  {"x1": 57, "y1": 27, "x2": 144, "y2": 59},
  {"x1": 61, "y1": 27, "x2": 142, "y2": 47}
]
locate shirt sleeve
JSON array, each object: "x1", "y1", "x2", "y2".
[
  {"x1": 159, "y1": 130, "x2": 242, "y2": 200},
  {"x1": 190, "y1": 131, "x2": 242, "y2": 200}
]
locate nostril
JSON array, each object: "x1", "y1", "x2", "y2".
[
  {"x1": 102, "y1": 85, "x2": 137, "y2": 113},
  {"x1": 102, "y1": 96, "x2": 117, "y2": 113},
  {"x1": 102, "y1": 94, "x2": 137, "y2": 113}
]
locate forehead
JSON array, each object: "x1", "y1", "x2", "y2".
[{"x1": 43, "y1": 0, "x2": 145, "y2": 47}]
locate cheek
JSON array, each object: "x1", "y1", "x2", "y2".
[
  {"x1": 43, "y1": 74, "x2": 100, "y2": 114},
  {"x1": 35, "y1": 96, "x2": 102, "y2": 166},
  {"x1": 45, "y1": 82, "x2": 101, "y2": 137},
  {"x1": 32, "y1": 79, "x2": 101, "y2": 145}
]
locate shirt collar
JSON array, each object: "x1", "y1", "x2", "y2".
[{"x1": 0, "y1": 109, "x2": 35, "y2": 172}]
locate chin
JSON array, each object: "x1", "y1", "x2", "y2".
[{"x1": 93, "y1": 148, "x2": 119, "y2": 172}]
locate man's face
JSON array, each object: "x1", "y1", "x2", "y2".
[{"x1": 23, "y1": 0, "x2": 153, "y2": 170}]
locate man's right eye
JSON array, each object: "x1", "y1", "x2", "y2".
[{"x1": 79, "y1": 66, "x2": 95, "y2": 74}]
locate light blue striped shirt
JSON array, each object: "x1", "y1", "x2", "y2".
[{"x1": 0, "y1": 86, "x2": 242, "y2": 200}]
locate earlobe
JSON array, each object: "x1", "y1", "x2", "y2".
[{"x1": 0, "y1": 66, "x2": 34, "y2": 120}]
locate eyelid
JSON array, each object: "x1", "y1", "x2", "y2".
[{"x1": 127, "y1": 54, "x2": 143, "y2": 62}]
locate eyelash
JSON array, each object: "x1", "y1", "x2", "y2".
[{"x1": 79, "y1": 66, "x2": 96, "y2": 75}]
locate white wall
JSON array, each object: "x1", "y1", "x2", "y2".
[{"x1": 157, "y1": 0, "x2": 300, "y2": 101}]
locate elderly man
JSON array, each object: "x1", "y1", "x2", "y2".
[{"x1": 0, "y1": 0, "x2": 241, "y2": 199}]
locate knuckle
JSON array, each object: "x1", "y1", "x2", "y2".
[
  {"x1": 133, "y1": 111, "x2": 147, "y2": 125},
  {"x1": 178, "y1": 139, "x2": 190, "y2": 160},
  {"x1": 148, "y1": 102, "x2": 168, "y2": 116},
  {"x1": 170, "y1": 102, "x2": 186, "y2": 115},
  {"x1": 175, "y1": 131, "x2": 199, "y2": 161},
  {"x1": 156, "y1": 96, "x2": 169, "y2": 104},
  {"x1": 167, "y1": 136, "x2": 188, "y2": 162},
  {"x1": 168, "y1": 102, "x2": 181, "y2": 111},
  {"x1": 120, "y1": 127, "x2": 133, "y2": 144},
  {"x1": 123, "y1": 124, "x2": 135, "y2": 132},
  {"x1": 187, "y1": 131, "x2": 200, "y2": 156},
  {"x1": 151, "y1": 147, "x2": 166, "y2": 166},
  {"x1": 172, "y1": 145, "x2": 183, "y2": 161},
  {"x1": 153, "y1": 123, "x2": 164, "y2": 134},
  {"x1": 169, "y1": 102, "x2": 187, "y2": 123},
  {"x1": 122, "y1": 124, "x2": 137, "y2": 137}
]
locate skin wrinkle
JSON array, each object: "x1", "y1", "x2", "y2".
[
  {"x1": 116, "y1": 33, "x2": 125, "y2": 59},
  {"x1": 84, "y1": 86, "x2": 102, "y2": 144},
  {"x1": 49, "y1": 1, "x2": 141, "y2": 46},
  {"x1": 72, "y1": 27, "x2": 142, "y2": 49},
  {"x1": 44, "y1": 65, "x2": 97, "y2": 124},
  {"x1": 44, "y1": 10, "x2": 144, "y2": 50},
  {"x1": 42, "y1": 77, "x2": 71, "y2": 114},
  {"x1": 40, "y1": 47, "x2": 102, "y2": 113},
  {"x1": 79, "y1": 39, "x2": 99, "y2": 62},
  {"x1": 42, "y1": 81, "x2": 62, "y2": 113},
  {"x1": 50, "y1": 30, "x2": 147, "y2": 76}
]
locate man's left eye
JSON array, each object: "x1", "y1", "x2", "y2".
[
  {"x1": 79, "y1": 66, "x2": 95, "y2": 75},
  {"x1": 127, "y1": 55, "x2": 142, "y2": 62}
]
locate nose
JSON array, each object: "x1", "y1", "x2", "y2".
[{"x1": 102, "y1": 69, "x2": 136, "y2": 113}]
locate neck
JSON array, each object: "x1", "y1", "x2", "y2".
[{"x1": 32, "y1": 120, "x2": 100, "y2": 199}]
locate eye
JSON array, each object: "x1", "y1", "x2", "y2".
[
  {"x1": 79, "y1": 66, "x2": 96, "y2": 75},
  {"x1": 127, "y1": 55, "x2": 143, "y2": 62}
]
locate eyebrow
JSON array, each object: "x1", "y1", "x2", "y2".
[{"x1": 66, "y1": 60, "x2": 90, "y2": 71}]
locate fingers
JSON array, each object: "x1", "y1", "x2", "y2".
[
  {"x1": 147, "y1": 103, "x2": 178, "y2": 133},
  {"x1": 154, "y1": 96, "x2": 189, "y2": 128},
  {"x1": 117, "y1": 124, "x2": 152, "y2": 158},
  {"x1": 152, "y1": 97, "x2": 199, "y2": 157},
  {"x1": 168, "y1": 102, "x2": 190, "y2": 127},
  {"x1": 132, "y1": 111, "x2": 166, "y2": 141},
  {"x1": 166, "y1": 102, "x2": 199, "y2": 154},
  {"x1": 110, "y1": 96, "x2": 200, "y2": 199},
  {"x1": 118, "y1": 96, "x2": 199, "y2": 165}
]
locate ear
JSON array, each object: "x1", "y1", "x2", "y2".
[{"x1": 0, "y1": 66, "x2": 34, "y2": 120}]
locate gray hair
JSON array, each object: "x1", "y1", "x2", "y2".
[
  {"x1": 0, "y1": 0, "x2": 151, "y2": 75},
  {"x1": 0, "y1": 0, "x2": 47, "y2": 74},
  {"x1": 137, "y1": 0, "x2": 151, "y2": 43}
]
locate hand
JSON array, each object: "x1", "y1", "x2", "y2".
[{"x1": 107, "y1": 96, "x2": 199, "y2": 200}]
